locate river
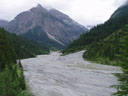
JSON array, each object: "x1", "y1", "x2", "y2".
[{"x1": 21, "y1": 51, "x2": 121, "y2": 96}]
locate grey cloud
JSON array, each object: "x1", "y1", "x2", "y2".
[{"x1": 0, "y1": 0, "x2": 126, "y2": 26}]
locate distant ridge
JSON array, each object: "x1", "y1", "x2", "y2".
[{"x1": 0, "y1": 19, "x2": 8, "y2": 27}]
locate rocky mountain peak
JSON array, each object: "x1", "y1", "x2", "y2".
[
  {"x1": 30, "y1": 4, "x2": 48, "y2": 13},
  {"x1": 5, "y1": 5, "x2": 88, "y2": 48},
  {"x1": 37, "y1": 4, "x2": 43, "y2": 8}
]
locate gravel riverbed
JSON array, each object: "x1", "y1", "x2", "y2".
[{"x1": 21, "y1": 51, "x2": 121, "y2": 96}]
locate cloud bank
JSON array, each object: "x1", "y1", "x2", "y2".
[{"x1": 0, "y1": 0, "x2": 127, "y2": 26}]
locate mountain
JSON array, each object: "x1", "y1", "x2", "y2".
[
  {"x1": 0, "y1": 20, "x2": 8, "y2": 27},
  {"x1": 0, "y1": 27, "x2": 49, "y2": 96},
  {"x1": 83, "y1": 24, "x2": 128, "y2": 96},
  {"x1": 111, "y1": 2, "x2": 128, "y2": 19},
  {"x1": 0, "y1": 28, "x2": 49, "y2": 60},
  {"x1": 5, "y1": 4, "x2": 88, "y2": 49},
  {"x1": 86, "y1": 25, "x2": 94, "y2": 30},
  {"x1": 83, "y1": 3, "x2": 128, "y2": 64},
  {"x1": 63, "y1": 3, "x2": 128, "y2": 54},
  {"x1": 63, "y1": 3, "x2": 128, "y2": 95},
  {"x1": 83, "y1": 24, "x2": 127, "y2": 64}
]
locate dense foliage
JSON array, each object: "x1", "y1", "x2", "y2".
[
  {"x1": 9, "y1": 31, "x2": 49, "y2": 59},
  {"x1": 63, "y1": 4, "x2": 128, "y2": 54},
  {"x1": 0, "y1": 28, "x2": 49, "y2": 96},
  {"x1": 63, "y1": 4, "x2": 128, "y2": 95},
  {"x1": 83, "y1": 25, "x2": 126, "y2": 65},
  {"x1": 113, "y1": 25, "x2": 128, "y2": 96},
  {"x1": 83, "y1": 24, "x2": 128, "y2": 65}
]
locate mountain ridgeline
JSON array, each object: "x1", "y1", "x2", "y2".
[
  {"x1": 0, "y1": 4, "x2": 88, "y2": 95},
  {"x1": 63, "y1": 3, "x2": 128, "y2": 54},
  {"x1": 5, "y1": 4, "x2": 88, "y2": 49},
  {"x1": 63, "y1": 3, "x2": 128, "y2": 95},
  {"x1": 0, "y1": 20, "x2": 8, "y2": 27}
]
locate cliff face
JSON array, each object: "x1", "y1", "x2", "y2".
[{"x1": 5, "y1": 4, "x2": 88, "y2": 48}]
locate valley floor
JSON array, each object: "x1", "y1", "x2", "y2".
[{"x1": 21, "y1": 51, "x2": 121, "y2": 96}]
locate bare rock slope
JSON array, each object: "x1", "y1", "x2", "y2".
[
  {"x1": 21, "y1": 51, "x2": 121, "y2": 96},
  {"x1": 6, "y1": 4, "x2": 88, "y2": 48}
]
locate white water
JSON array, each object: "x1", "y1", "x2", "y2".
[{"x1": 21, "y1": 51, "x2": 121, "y2": 96}]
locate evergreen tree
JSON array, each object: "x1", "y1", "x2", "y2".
[
  {"x1": 115, "y1": 25, "x2": 128, "y2": 96},
  {"x1": 0, "y1": 27, "x2": 49, "y2": 95}
]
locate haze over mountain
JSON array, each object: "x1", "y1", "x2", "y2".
[
  {"x1": 5, "y1": 4, "x2": 88, "y2": 48},
  {"x1": 63, "y1": 2, "x2": 128, "y2": 54},
  {"x1": 62, "y1": 3, "x2": 128, "y2": 95},
  {"x1": 111, "y1": 2, "x2": 128, "y2": 19},
  {"x1": 0, "y1": 20, "x2": 8, "y2": 27}
]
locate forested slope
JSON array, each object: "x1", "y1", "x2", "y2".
[
  {"x1": 0, "y1": 28, "x2": 49, "y2": 96},
  {"x1": 9, "y1": 32, "x2": 49, "y2": 59},
  {"x1": 83, "y1": 24, "x2": 128, "y2": 66},
  {"x1": 63, "y1": 3, "x2": 128, "y2": 95},
  {"x1": 63, "y1": 4, "x2": 128, "y2": 54}
]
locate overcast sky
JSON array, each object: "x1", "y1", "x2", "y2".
[{"x1": 0, "y1": 0, "x2": 126, "y2": 26}]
